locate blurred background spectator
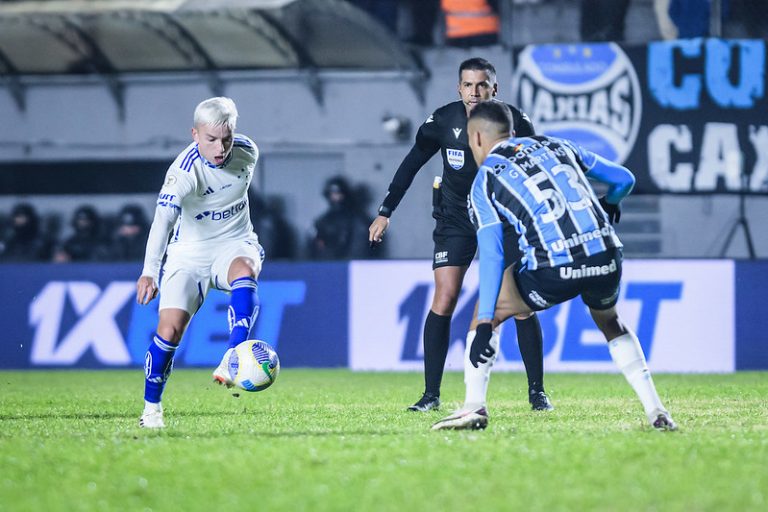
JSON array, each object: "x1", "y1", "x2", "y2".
[
  {"x1": 249, "y1": 191, "x2": 298, "y2": 261},
  {"x1": 0, "y1": 203, "x2": 53, "y2": 262},
  {"x1": 308, "y1": 176, "x2": 374, "y2": 260},
  {"x1": 109, "y1": 203, "x2": 150, "y2": 262},
  {"x1": 669, "y1": 0, "x2": 729, "y2": 38},
  {"x1": 53, "y1": 205, "x2": 111, "y2": 263}
]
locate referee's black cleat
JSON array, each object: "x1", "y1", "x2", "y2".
[
  {"x1": 407, "y1": 392, "x2": 440, "y2": 412},
  {"x1": 529, "y1": 390, "x2": 554, "y2": 411}
]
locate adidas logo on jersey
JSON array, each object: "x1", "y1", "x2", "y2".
[{"x1": 202, "y1": 186, "x2": 215, "y2": 196}]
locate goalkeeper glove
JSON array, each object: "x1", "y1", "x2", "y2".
[
  {"x1": 469, "y1": 323, "x2": 495, "y2": 368},
  {"x1": 599, "y1": 196, "x2": 621, "y2": 224}
]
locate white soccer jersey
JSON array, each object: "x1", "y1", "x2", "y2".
[{"x1": 141, "y1": 134, "x2": 259, "y2": 280}]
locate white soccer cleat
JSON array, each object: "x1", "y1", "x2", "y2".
[
  {"x1": 212, "y1": 348, "x2": 235, "y2": 388},
  {"x1": 650, "y1": 409, "x2": 678, "y2": 431},
  {"x1": 139, "y1": 403, "x2": 165, "y2": 429},
  {"x1": 431, "y1": 406, "x2": 489, "y2": 431}
]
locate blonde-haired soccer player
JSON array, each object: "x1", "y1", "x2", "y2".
[{"x1": 136, "y1": 97, "x2": 263, "y2": 428}]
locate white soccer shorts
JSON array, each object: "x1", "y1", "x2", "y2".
[{"x1": 158, "y1": 237, "x2": 264, "y2": 313}]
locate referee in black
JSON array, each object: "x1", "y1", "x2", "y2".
[{"x1": 369, "y1": 58, "x2": 553, "y2": 412}]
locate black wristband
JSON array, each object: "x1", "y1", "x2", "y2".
[{"x1": 377, "y1": 205, "x2": 392, "y2": 218}]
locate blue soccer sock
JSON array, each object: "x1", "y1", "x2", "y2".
[
  {"x1": 228, "y1": 277, "x2": 260, "y2": 349},
  {"x1": 144, "y1": 334, "x2": 178, "y2": 404}
]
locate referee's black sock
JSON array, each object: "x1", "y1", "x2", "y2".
[
  {"x1": 423, "y1": 310, "x2": 452, "y2": 397},
  {"x1": 515, "y1": 314, "x2": 545, "y2": 393}
]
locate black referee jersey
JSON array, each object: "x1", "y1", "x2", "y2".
[{"x1": 379, "y1": 100, "x2": 535, "y2": 218}]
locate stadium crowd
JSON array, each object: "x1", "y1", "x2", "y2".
[
  {"x1": 0, "y1": 176, "x2": 377, "y2": 263},
  {"x1": 0, "y1": 202, "x2": 151, "y2": 263},
  {"x1": 348, "y1": 0, "x2": 768, "y2": 44}
]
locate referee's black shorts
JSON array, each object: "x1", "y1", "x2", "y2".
[{"x1": 431, "y1": 212, "x2": 523, "y2": 270}]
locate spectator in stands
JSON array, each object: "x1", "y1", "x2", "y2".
[
  {"x1": 0, "y1": 203, "x2": 53, "y2": 262},
  {"x1": 53, "y1": 205, "x2": 111, "y2": 262},
  {"x1": 654, "y1": 0, "x2": 679, "y2": 39},
  {"x1": 441, "y1": 0, "x2": 500, "y2": 47},
  {"x1": 668, "y1": 0, "x2": 729, "y2": 38},
  {"x1": 249, "y1": 190, "x2": 297, "y2": 260},
  {"x1": 308, "y1": 175, "x2": 372, "y2": 260},
  {"x1": 110, "y1": 204, "x2": 150, "y2": 262},
  {"x1": 580, "y1": 0, "x2": 631, "y2": 41}
]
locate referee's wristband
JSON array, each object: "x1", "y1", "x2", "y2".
[{"x1": 377, "y1": 205, "x2": 392, "y2": 218}]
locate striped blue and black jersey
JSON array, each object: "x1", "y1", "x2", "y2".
[
  {"x1": 470, "y1": 135, "x2": 627, "y2": 271},
  {"x1": 470, "y1": 135, "x2": 635, "y2": 321}
]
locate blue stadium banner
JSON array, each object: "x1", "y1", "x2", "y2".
[
  {"x1": 0, "y1": 262, "x2": 348, "y2": 369},
  {"x1": 735, "y1": 261, "x2": 768, "y2": 370},
  {"x1": 512, "y1": 39, "x2": 768, "y2": 194},
  {"x1": 0, "y1": 260, "x2": 764, "y2": 371}
]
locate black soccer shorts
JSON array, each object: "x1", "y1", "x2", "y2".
[
  {"x1": 431, "y1": 215, "x2": 477, "y2": 269},
  {"x1": 514, "y1": 248, "x2": 623, "y2": 311}
]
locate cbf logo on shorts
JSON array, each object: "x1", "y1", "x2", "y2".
[
  {"x1": 512, "y1": 43, "x2": 641, "y2": 164},
  {"x1": 446, "y1": 149, "x2": 465, "y2": 170}
]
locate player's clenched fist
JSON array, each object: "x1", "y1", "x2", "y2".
[
  {"x1": 136, "y1": 275, "x2": 158, "y2": 305},
  {"x1": 368, "y1": 215, "x2": 390, "y2": 246}
]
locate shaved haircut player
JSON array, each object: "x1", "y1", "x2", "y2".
[{"x1": 432, "y1": 101, "x2": 677, "y2": 431}]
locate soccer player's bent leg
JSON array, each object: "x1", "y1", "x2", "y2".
[
  {"x1": 214, "y1": 256, "x2": 262, "y2": 387},
  {"x1": 430, "y1": 326, "x2": 498, "y2": 430},
  {"x1": 141, "y1": 308, "x2": 190, "y2": 429},
  {"x1": 408, "y1": 265, "x2": 468, "y2": 412},
  {"x1": 468, "y1": 267, "x2": 553, "y2": 411},
  {"x1": 591, "y1": 306, "x2": 677, "y2": 431}
]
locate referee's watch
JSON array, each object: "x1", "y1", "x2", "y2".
[{"x1": 377, "y1": 205, "x2": 392, "y2": 218}]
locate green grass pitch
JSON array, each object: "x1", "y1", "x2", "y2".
[{"x1": 1, "y1": 370, "x2": 766, "y2": 511}]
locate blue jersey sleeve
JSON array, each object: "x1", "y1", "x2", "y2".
[
  {"x1": 476, "y1": 223, "x2": 505, "y2": 322},
  {"x1": 469, "y1": 155, "x2": 506, "y2": 229},
  {"x1": 575, "y1": 146, "x2": 636, "y2": 204},
  {"x1": 470, "y1": 158, "x2": 507, "y2": 322}
]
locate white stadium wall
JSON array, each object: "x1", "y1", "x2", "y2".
[
  {"x1": 2, "y1": 46, "x2": 768, "y2": 259},
  {"x1": 350, "y1": 260, "x2": 736, "y2": 373}
]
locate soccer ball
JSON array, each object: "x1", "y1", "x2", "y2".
[{"x1": 229, "y1": 340, "x2": 280, "y2": 392}]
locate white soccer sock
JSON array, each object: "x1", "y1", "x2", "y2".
[
  {"x1": 463, "y1": 329, "x2": 500, "y2": 409},
  {"x1": 144, "y1": 401, "x2": 162, "y2": 413},
  {"x1": 608, "y1": 331, "x2": 667, "y2": 423}
]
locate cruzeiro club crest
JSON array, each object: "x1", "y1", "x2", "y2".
[{"x1": 512, "y1": 43, "x2": 641, "y2": 164}]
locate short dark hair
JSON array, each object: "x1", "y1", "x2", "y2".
[
  {"x1": 459, "y1": 57, "x2": 497, "y2": 83},
  {"x1": 468, "y1": 101, "x2": 513, "y2": 134}
]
